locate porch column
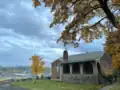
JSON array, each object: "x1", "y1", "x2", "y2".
[
  {"x1": 70, "y1": 64, "x2": 72, "y2": 74},
  {"x1": 60, "y1": 64, "x2": 63, "y2": 81},
  {"x1": 93, "y1": 62, "x2": 98, "y2": 75},
  {"x1": 80, "y1": 64, "x2": 83, "y2": 74}
]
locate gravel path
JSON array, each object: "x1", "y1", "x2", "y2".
[
  {"x1": 0, "y1": 82, "x2": 29, "y2": 90},
  {"x1": 100, "y1": 83, "x2": 117, "y2": 90}
]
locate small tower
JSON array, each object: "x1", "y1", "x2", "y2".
[{"x1": 63, "y1": 49, "x2": 68, "y2": 62}]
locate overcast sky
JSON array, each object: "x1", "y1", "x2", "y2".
[{"x1": 0, "y1": 0, "x2": 105, "y2": 67}]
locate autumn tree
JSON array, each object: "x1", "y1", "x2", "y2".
[
  {"x1": 32, "y1": 0, "x2": 120, "y2": 45},
  {"x1": 32, "y1": 0, "x2": 120, "y2": 70},
  {"x1": 30, "y1": 55, "x2": 45, "y2": 83},
  {"x1": 105, "y1": 29, "x2": 120, "y2": 71}
]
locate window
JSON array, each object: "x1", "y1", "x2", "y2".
[
  {"x1": 63, "y1": 64, "x2": 70, "y2": 74},
  {"x1": 72, "y1": 63, "x2": 80, "y2": 74},
  {"x1": 83, "y1": 62, "x2": 93, "y2": 74}
]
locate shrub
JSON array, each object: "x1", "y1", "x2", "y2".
[
  {"x1": 117, "y1": 77, "x2": 120, "y2": 83},
  {"x1": 36, "y1": 76, "x2": 39, "y2": 80},
  {"x1": 16, "y1": 80, "x2": 20, "y2": 82},
  {"x1": 28, "y1": 78, "x2": 32, "y2": 80},
  {"x1": 10, "y1": 79, "x2": 14, "y2": 82}
]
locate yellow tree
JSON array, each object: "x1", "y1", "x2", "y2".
[
  {"x1": 105, "y1": 30, "x2": 120, "y2": 71},
  {"x1": 31, "y1": 55, "x2": 45, "y2": 83},
  {"x1": 112, "y1": 54, "x2": 120, "y2": 70},
  {"x1": 31, "y1": 56, "x2": 38, "y2": 74}
]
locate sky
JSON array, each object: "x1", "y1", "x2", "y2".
[{"x1": 0, "y1": 0, "x2": 105, "y2": 67}]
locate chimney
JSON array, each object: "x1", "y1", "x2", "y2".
[{"x1": 63, "y1": 50, "x2": 68, "y2": 62}]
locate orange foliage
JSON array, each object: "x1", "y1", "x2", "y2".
[
  {"x1": 112, "y1": 0, "x2": 120, "y2": 4},
  {"x1": 105, "y1": 30, "x2": 120, "y2": 71},
  {"x1": 112, "y1": 54, "x2": 120, "y2": 70},
  {"x1": 32, "y1": 0, "x2": 41, "y2": 8}
]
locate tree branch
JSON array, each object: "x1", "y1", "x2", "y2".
[
  {"x1": 91, "y1": 8, "x2": 120, "y2": 28},
  {"x1": 83, "y1": 5, "x2": 101, "y2": 17},
  {"x1": 91, "y1": 17, "x2": 107, "y2": 27},
  {"x1": 71, "y1": 0, "x2": 119, "y2": 28},
  {"x1": 97, "y1": 0, "x2": 118, "y2": 28},
  {"x1": 71, "y1": 0, "x2": 82, "y2": 7},
  {"x1": 83, "y1": 3, "x2": 120, "y2": 18}
]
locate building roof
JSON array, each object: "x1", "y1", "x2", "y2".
[{"x1": 58, "y1": 51, "x2": 105, "y2": 63}]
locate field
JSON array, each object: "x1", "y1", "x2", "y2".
[
  {"x1": 12, "y1": 80, "x2": 103, "y2": 90},
  {"x1": 0, "y1": 78, "x2": 8, "y2": 81}
]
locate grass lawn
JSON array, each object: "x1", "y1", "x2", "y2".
[{"x1": 12, "y1": 80, "x2": 103, "y2": 90}]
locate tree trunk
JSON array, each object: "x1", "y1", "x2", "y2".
[{"x1": 33, "y1": 74, "x2": 37, "y2": 84}]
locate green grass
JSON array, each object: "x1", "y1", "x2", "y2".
[
  {"x1": 117, "y1": 77, "x2": 120, "y2": 83},
  {"x1": 12, "y1": 80, "x2": 103, "y2": 90}
]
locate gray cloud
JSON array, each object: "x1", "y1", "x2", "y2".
[{"x1": 0, "y1": 0, "x2": 105, "y2": 67}]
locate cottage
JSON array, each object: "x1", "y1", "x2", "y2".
[{"x1": 51, "y1": 51, "x2": 113, "y2": 84}]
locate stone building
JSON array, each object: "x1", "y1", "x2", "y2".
[{"x1": 51, "y1": 51, "x2": 113, "y2": 84}]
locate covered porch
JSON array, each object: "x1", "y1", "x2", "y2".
[
  {"x1": 61, "y1": 61, "x2": 98, "y2": 75},
  {"x1": 59, "y1": 61, "x2": 99, "y2": 84}
]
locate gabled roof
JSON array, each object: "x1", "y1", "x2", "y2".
[{"x1": 58, "y1": 51, "x2": 105, "y2": 63}]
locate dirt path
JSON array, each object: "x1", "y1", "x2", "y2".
[
  {"x1": 0, "y1": 84, "x2": 27, "y2": 90},
  {"x1": 0, "y1": 81, "x2": 29, "y2": 90},
  {"x1": 100, "y1": 84, "x2": 117, "y2": 90},
  {"x1": 0, "y1": 84, "x2": 29, "y2": 90}
]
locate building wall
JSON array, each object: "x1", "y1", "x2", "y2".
[
  {"x1": 51, "y1": 60, "x2": 61, "y2": 79},
  {"x1": 61, "y1": 74, "x2": 99, "y2": 84},
  {"x1": 99, "y1": 53, "x2": 113, "y2": 75}
]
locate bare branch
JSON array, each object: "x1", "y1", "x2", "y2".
[
  {"x1": 92, "y1": 17, "x2": 106, "y2": 27},
  {"x1": 91, "y1": 8, "x2": 120, "y2": 28},
  {"x1": 83, "y1": 3, "x2": 120, "y2": 18}
]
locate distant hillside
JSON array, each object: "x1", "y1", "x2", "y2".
[
  {"x1": 0, "y1": 66, "x2": 29, "y2": 73},
  {"x1": 0, "y1": 66, "x2": 51, "y2": 74}
]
